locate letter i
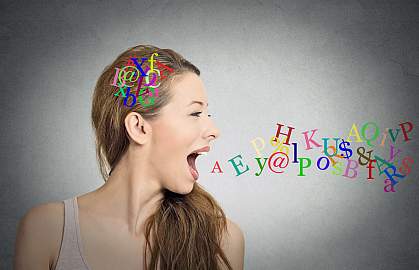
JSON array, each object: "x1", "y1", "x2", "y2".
[
  {"x1": 111, "y1": 68, "x2": 121, "y2": 87},
  {"x1": 380, "y1": 128, "x2": 389, "y2": 147},
  {"x1": 292, "y1": 143, "x2": 298, "y2": 163}
]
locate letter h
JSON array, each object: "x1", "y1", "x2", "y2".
[{"x1": 273, "y1": 123, "x2": 295, "y2": 145}]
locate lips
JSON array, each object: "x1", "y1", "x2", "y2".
[{"x1": 187, "y1": 146, "x2": 210, "y2": 180}]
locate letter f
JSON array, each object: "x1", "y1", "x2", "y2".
[{"x1": 149, "y1": 52, "x2": 159, "y2": 72}]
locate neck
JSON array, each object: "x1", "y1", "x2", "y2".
[{"x1": 90, "y1": 150, "x2": 164, "y2": 236}]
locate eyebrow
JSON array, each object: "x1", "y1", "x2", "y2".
[{"x1": 188, "y1": 101, "x2": 208, "y2": 107}]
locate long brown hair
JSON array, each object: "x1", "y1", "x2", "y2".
[{"x1": 91, "y1": 45, "x2": 232, "y2": 270}]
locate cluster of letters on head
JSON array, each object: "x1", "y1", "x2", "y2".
[
  {"x1": 210, "y1": 121, "x2": 414, "y2": 193},
  {"x1": 111, "y1": 52, "x2": 174, "y2": 108}
]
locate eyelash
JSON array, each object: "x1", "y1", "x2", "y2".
[
  {"x1": 190, "y1": 112, "x2": 212, "y2": 117},
  {"x1": 191, "y1": 112, "x2": 202, "y2": 117}
]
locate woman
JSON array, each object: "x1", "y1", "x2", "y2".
[{"x1": 14, "y1": 45, "x2": 245, "y2": 270}]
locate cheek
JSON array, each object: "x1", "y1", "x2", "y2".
[
  {"x1": 151, "y1": 121, "x2": 189, "y2": 160},
  {"x1": 154, "y1": 118, "x2": 198, "y2": 147}
]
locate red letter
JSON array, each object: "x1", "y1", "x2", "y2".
[
  {"x1": 399, "y1": 121, "x2": 413, "y2": 142},
  {"x1": 211, "y1": 161, "x2": 223, "y2": 173},
  {"x1": 367, "y1": 160, "x2": 376, "y2": 180},
  {"x1": 272, "y1": 123, "x2": 295, "y2": 145},
  {"x1": 399, "y1": 156, "x2": 414, "y2": 176},
  {"x1": 156, "y1": 60, "x2": 174, "y2": 80}
]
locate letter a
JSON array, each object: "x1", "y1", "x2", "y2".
[
  {"x1": 374, "y1": 154, "x2": 394, "y2": 175},
  {"x1": 346, "y1": 123, "x2": 363, "y2": 143},
  {"x1": 211, "y1": 161, "x2": 223, "y2": 173},
  {"x1": 156, "y1": 60, "x2": 174, "y2": 80},
  {"x1": 384, "y1": 179, "x2": 396, "y2": 192}
]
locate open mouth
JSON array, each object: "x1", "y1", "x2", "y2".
[
  {"x1": 187, "y1": 146, "x2": 210, "y2": 181},
  {"x1": 187, "y1": 153, "x2": 200, "y2": 180}
]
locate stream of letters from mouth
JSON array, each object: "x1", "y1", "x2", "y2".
[{"x1": 210, "y1": 121, "x2": 415, "y2": 193}]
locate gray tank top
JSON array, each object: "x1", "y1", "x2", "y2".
[{"x1": 54, "y1": 197, "x2": 90, "y2": 270}]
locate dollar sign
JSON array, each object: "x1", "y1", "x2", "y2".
[{"x1": 339, "y1": 139, "x2": 353, "y2": 159}]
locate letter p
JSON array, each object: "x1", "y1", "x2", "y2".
[
  {"x1": 399, "y1": 121, "x2": 413, "y2": 142},
  {"x1": 250, "y1": 137, "x2": 265, "y2": 158},
  {"x1": 297, "y1": 157, "x2": 312, "y2": 176}
]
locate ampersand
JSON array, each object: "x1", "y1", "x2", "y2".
[
  {"x1": 356, "y1": 146, "x2": 373, "y2": 166},
  {"x1": 270, "y1": 136, "x2": 290, "y2": 156}
]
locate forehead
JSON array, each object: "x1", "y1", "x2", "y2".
[{"x1": 169, "y1": 72, "x2": 208, "y2": 106}]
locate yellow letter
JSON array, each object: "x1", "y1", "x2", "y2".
[
  {"x1": 250, "y1": 137, "x2": 265, "y2": 158},
  {"x1": 346, "y1": 123, "x2": 363, "y2": 142},
  {"x1": 149, "y1": 52, "x2": 159, "y2": 72}
]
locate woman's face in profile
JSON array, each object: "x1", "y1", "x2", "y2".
[{"x1": 148, "y1": 72, "x2": 220, "y2": 194}]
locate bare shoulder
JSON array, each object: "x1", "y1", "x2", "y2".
[
  {"x1": 220, "y1": 218, "x2": 245, "y2": 270},
  {"x1": 14, "y1": 201, "x2": 64, "y2": 270}
]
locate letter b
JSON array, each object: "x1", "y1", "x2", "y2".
[
  {"x1": 343, "y1": 159, "x2": 359, "y2": 179},
  {"x1": 123, "y1": 87, "x2": 137, "y2": 108}
]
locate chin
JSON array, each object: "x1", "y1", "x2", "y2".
[
  {"x1": 176, "y1": 182, "x2": 195, "y2": 195},
  {"x1": 169, "y1": 179, "x2": 195, "y2": 195},
  {"x1": 166, "y1": 177, "x2": 195, "y2": 195}
]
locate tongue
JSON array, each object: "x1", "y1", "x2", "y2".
[
  {"x1": 189, "y1": 166, "x2": 199, "y2": 180},
  {"x1": 187, "y1": 155, "x2": 199, "y2": 180}
]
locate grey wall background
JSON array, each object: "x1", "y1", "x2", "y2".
[{"x1": 1, "y1": 0, "x2": 419, "y2": 269}]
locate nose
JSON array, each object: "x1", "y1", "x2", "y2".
[{"x1": 204, "y1": 117, "x2": 220, "y2": 142}]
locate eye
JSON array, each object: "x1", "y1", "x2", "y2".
[
  {"x1": 208, "y1": 114, "x2": 212, "y2": 117},
  {"x1": 190, "y1": 111, "x2": 202, "y2": 117}
]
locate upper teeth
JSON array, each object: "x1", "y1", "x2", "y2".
[{"x1": 196, "y1": 151, "x2": 208, "y2": 155}]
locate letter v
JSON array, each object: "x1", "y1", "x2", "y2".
[{"x1": 388, "y1": 128, "x2": 400, "y2": 143}]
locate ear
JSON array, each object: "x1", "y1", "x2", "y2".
[{"x1": 124, "y1": 112, "x2": 151, "y2": 144}]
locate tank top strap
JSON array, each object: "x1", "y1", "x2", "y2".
[{"x1": 54, "y1": 197, "x2": 90, "y2": 270}]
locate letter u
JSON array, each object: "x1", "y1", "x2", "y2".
[{"x1": 322, "y1": 138, "x2": 340, "y2": 157}]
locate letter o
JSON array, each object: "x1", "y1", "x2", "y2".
[{"x1": 317, "y1": 156, "x2": 330, "y2": 171}]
